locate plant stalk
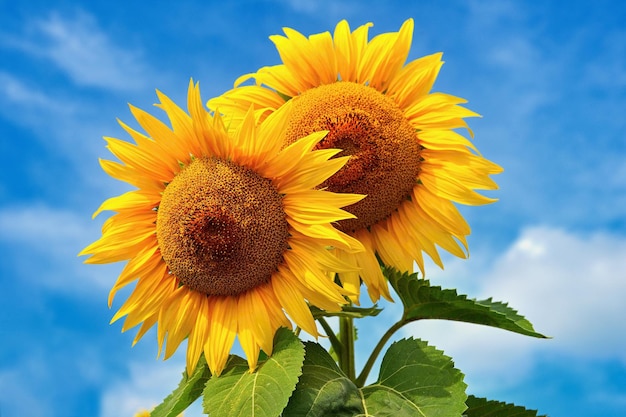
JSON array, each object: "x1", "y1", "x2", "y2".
[{"x1": 339, "y1": 315, "x2": 356, "y2": 381}]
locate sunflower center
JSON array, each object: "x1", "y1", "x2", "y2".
[
  {"x1": 156, "y1": 157, "x2": 290, "y2": 296},
  {"x1": 284, "y1": 81, "x2": 422, "y2": 233}
]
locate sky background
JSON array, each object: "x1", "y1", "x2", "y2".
[{"x1": 1, "y1": 0, "x2": 625, "y2": 416}]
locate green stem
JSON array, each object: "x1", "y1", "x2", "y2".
[
  {"x1": 339, "y1": 315, "x2": 356, "y2": 381},
  {"x1": 355, "y1": 319, "x2": 405, "y2": 387},
  {"x1": 317, "y1": 316, "x2": 342, "y2": 357}
]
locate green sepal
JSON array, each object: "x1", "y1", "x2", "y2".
[
  {"x1": 202, "y1": 328, "x2": 305, "y2": 417},
  {"x1": 283, "y1": 341, "x2": 364, "y2": 417},
  {"x1": 150, "y1": 355, "x2": 211, "y2": 417},
  {"x1": 385, "y1": 267, "x2": 548, "y2": 338},
  {"x1": 276, "y1": 91, "x2": 292, "y2": 102},
  {"x1": 360, "y1": 337, "x2": 467, "y2": 417},
  {"x1": 310, "y1": 304, "x2": 382, "y2": 319},
  {"x1": 465, "y1": 395, "x2": 547, "y2": 416}
]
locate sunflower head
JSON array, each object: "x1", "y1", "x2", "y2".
[
  {"x1": 80, "y1": 80, "x2": 365, "y2": 376},
  {"x1": 208, "y1": 19, "x2": 503, "y2": 304}
]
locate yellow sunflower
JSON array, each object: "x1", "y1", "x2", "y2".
[
  {"x1": 79, "y1": 80, "x2": 365, "y2": 376},
  {"x1": 208, "y1": 19, "x2": 502, "y2": 304}
]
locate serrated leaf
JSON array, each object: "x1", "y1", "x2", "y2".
[
  {"x1": 150, "y1": 355, "x2": 211, "y2": 417},
  {"x1": 202, "y1": 328, "x2": 305, "y2": 417},
  {"x1": 283, "y1": 341, "x2": 364, "y2": 417},
  {"x1": 310, "y1": 305, "x2": 383, "y2": 319},
  {"x1": 385, "y1": 267, "x2": 547, "y2": 338},
  {"x1": 360, "y1": 338, "x2": 467, "y2": 417},
  {"x1": 464, "y1": 395, "x2": 546, "y2": 417}
]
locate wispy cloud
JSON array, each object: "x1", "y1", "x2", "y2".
[
  {"x1": 0, "y1": 69, "x2": 135, "y2": 199},
  {"x1": 482, "y1": 227, "x2": 626, "y2": 358},
  {"x1": 404, "y1": 226, "x2": 626, "y2": 391},
  {"x1": 2, "y1": 10, "x2": 151, "y2": 92},
  {"x1": 0, "y1": 359, "x2": 53, "y2": 417},
  {"x1": 0, "y1": 204, "x2": 116, "y2": 293},
  {"x1": 1, "y1": 204, "x2": 90, "y2": 245},
  {"x1": 0, "y1": 71, "x2": 68, "y2": 110},
  {"x1": 0, "y1": 339, "x2": 117, "y2": 417},
  {"x1": 99, "y1": 354, "x2": 203, "y2": 417},
  {"x1": 465, "y1": 0, "x2": 556, "y2": 132},
  {"x1": 455, "y1": 0, "x2": 626, "y2": 234}
]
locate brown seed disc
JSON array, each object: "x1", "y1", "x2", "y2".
[
  {"x1": 156, "y1": 157, "x2": 290, "y2": 296},
  {"x1": 284, "y1": 82, "x2": 422, "y2": 232}
]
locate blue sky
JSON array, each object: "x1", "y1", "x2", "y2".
[{"x1": 1, "y1": 0, "x2": 625, "y2": 416}]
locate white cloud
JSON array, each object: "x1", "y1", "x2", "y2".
[
  {"x1": 0, "y1": 367, "x2": 49, "y2": 417},
  {"x1": 0, "y1": 70, "x2": 131, "y2": 199},
  {"x1": 2, "y1": 10, "x2": 150, "y2": 91},
  {"x1": 0, "y1": 204, "x2": 88, "y2": 245},
  {"x1": 100, "y1": 361, "x2": 181, "y2": 417},
  {"x1": 99, "y1": 353, "x2": 204, "y2": 417},
  {"x1": 0, "y1": 71, "x2": 67, "y2": 110},
  {"x1": 484, "y1": 227, "x2": 626, "y2": 358},
  {"x1": 0, "y1": 204, "x2": 116, "y2": 293},
  {"x1": 402, "y1": 226, "x2": 626, "y2": 390},
  {"x1": 0, "y1": 342, "x2": 115, "y2": 417}
]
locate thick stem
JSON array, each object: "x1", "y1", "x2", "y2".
[
  {"x1": 355, "y1": 319, "x2": 405, "y2": 387},
  {"x1": 339, "y1": 316, "x2": 356, "y2": 381}
]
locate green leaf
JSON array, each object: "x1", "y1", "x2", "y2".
[
  {"x1": 150, "y1": 355, "x2": 211, "y2": 417},
  {"x1": 464, "y1": 395, "x2": 546, "y2": 417},
  {"x1": 202, "y1": 328, "x2": 305, "y2": 417},
  {"x1": 310, "y1": 305, "x2": 383, "y2": 319},
  {"x1": 360, "y1": 338, "x2": 467, "y2": 417},
  {"x1": 283, "y1": 341, "x2": 364, "y2": 417},
  {"x1": 385, "y1": 267, "x2": 548, "y2": 338}
]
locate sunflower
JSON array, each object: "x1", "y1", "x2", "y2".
[
  {"x1": 79, "y1": 80, "x2": 365, "y2": 376},
  {"x1": 208, "y1": 19, "x2": 502, "y2": 304}
]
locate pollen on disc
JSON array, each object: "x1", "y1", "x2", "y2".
[
  {"x1": 284, "y1": 81, "x2": 422, "y2": 233},
  {"x1": 156, "y1": 157, "x2": 290, "y2": 296}
]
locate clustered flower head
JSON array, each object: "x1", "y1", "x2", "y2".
[{"x1": 80, "y1": 18, "x2": 501, "y2": 376}]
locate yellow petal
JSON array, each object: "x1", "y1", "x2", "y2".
[
  {"x1": 334, "y1": 20, "x2": 373, "y2": 82},
  {"x1": 108, "y1": 244, "x2": 161, "y2": 306},
  {"x1": 272, "y1": 271, "x2": 318, "y2": 336},
  {"x1": 358, "y1": 19, "x2": 413, "y2": 89},
  {"x1": 420, "y1": 170, "x2": 497, "y2": 205},
  {"x1": 388, "y1": 52, "x2": 444, "y2": 109},
  {"x1": 206, "y1": 296, "x2": 237, "y2": 376},
  {"x1": 92, "y1": 190, "x2": 160, "y2": 218},
  {"x1": 186, "y1": 295, "x2": 210, "y2": 375}
]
